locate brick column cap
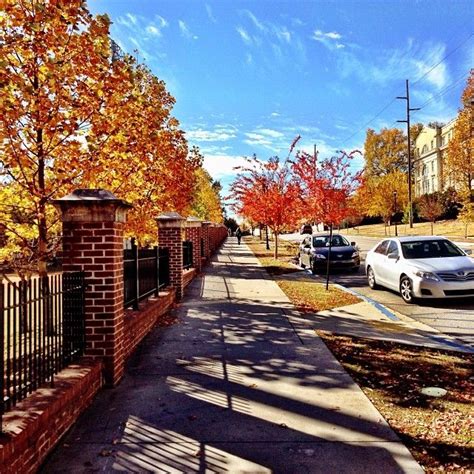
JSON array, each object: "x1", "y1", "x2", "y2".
[
  {"x1": 156, "y1": 212, "x2": 186, "y2": 229},
  {"x1": 202, "y1": 221, "x2": 212, "y2": 227},
  {"x1": 52, "y1": 189, "x2": 132, "y2": 222},
  {"x1": 186, "y1": 216, "x2": 202, "y2": 228}
]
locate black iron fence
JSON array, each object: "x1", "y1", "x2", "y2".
[
  {"x1": 123, "y1": 241, "x2": 170, "y2": 309},
  {"x1": 0, "y1": 272, "x2": 85, "y2": 428},
  {"x1": 201, "y1": 238, "x2": 205, "y2": 258},
  {"x1": 183, "y1": 241, "x2": 193, "y2": 269}
]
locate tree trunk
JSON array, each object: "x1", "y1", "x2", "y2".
[
  {"x1": 325, "y1": 224, "x2": 333, "y2": 291},
  {"x1": 431, "y1": 221, "x2": 434, "y2": 235},
  {"x1": 274, "y1": 232, "x2": 279, "y2": 259},
  {"x1": 265, "y1": 225, "x2": 270, "y2": 250}
]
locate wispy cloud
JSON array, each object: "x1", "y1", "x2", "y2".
[
  {"x1": 236, "y1": 26, "x2": 252, "y2": 45},
  {"x1": 243, "y1": 10, "x2": 266, "y2": 32},
  {"x1": 312, "y1": 29, "x2": 345, "y2": 50},
  {"x1": 338, "y1": 40, "x2": 449, "y2": 90},
  {"x1": 179, "y1": 20, "x2": 198, "y2": 40},
  {"x1": 187, "y1": 125, "x2": 237, "y2": 142},
  {"x1": 205, "y1": 4, "x2": 217, "y2": 23}
]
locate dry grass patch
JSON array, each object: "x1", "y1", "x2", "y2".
[
  {"x1": 245, "y1": 236, "x2": 360, "y2": 311},
  {"x1": 318, "y1": 332, "x2": 474, "y2": 473},
  {"x1": 343, "y1": 219, "x2": 473, "y2": 240}
]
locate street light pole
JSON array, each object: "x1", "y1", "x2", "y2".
[
  {"x1": 393, "y1": 191, "x2": 398, "y2": 237},
  {"x1": 397, "y1": 79, "x2": 420, "y2": 229}
]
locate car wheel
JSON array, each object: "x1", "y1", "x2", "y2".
[
  {"x1": 400, "y1": 276, "x2": 415, "y2": 304},
  {"x1": 299, "y1": 254, "x2": 305, "y2": 268},
  {"x1": 310, "y1": 258, "x2": 317, "y2": 275},
  {"x1": 367, "y1": 266, "x2": 378, "y2": 289}
]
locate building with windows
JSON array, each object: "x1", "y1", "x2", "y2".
[{"x1": 413, "y1": 119, "x2": 457, "y2": 196}]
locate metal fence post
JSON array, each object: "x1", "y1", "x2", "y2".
[
  {"x1": 0, "y1": 278, "x2": 4, "y2": 433},
  {"x1": 132, "y1": 238, "x2": 139, "y2": 310},
  {"x1": 154, "y1": 246, "x2": 159, "y2": 297}
]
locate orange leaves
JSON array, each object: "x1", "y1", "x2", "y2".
[{"x1": 1, "y1": 0, "x2": 199, "y2": 268}]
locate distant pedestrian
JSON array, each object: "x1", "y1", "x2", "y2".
[
  {"x1": 235, "y1": 226, "x2": 242, "y2": 245},
  {"x1": 227, "y1": 227, "x2": 232, "y2": 237}
]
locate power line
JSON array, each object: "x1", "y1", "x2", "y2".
[
  {"x1": 414, "y1": 73, "x2": 470, "y2": 111},
  {"x1": 412, "y1": 33, "x2": 473, "y2": 87},
  {"x1": 343, "y1": 33, "x2": 473, "y2": 143}
]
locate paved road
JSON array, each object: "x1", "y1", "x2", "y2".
[
  {"x1": 280, "y1": 233, "x2": 474, "y2": 348},
  {"x1": 42, "y1": 238, "x2": 422, "y2": 473}
]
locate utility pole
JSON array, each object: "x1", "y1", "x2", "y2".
[{"x1": 397, "y1": 79, "x2": 420, "y2": 228}]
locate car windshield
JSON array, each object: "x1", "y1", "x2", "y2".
[
  {"x1": 313, "y1": 235, "x2": 350, "y2": 247},
  {"x1": 401, "y1": 240, "x2": 464, "y2": 259}
]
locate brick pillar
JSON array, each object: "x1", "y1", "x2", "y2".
[
  {"x1": 53, "y1": 189, "x2": 131, "y2": 387},
  {"x1": 157, "y1": 212, "x2": 185, "y2": 300},
  {"x1": 186, "y1": 217, "x2": 202, "y2": 273},
  {"x1": 202, "y1": 221, "x2": 211, "y2": 260}
]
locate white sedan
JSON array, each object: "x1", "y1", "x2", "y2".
[{"x1": 365, "y1": 236, "x2": 474, "y2": 303}]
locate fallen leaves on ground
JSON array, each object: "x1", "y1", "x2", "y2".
[{"x1": 318, "y1": 332, "x2": 474, "y2": 473}]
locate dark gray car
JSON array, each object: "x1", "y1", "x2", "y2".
[{"x1": 299, "y1": 234, "x2": 360, "y2": 274}]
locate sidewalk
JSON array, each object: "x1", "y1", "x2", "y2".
[{"x1": 42, "y1": 239, "x2": 422, "y2": 473}]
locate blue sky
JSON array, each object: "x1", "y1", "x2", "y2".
[{"x1": 89, "y1": 0, "x2": 473, "y2": 195}]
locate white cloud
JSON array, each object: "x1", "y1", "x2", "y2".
[
  {"x1": 126, "y1": 13, "x2": 138, "y2": 25},
  {"x1": 338, "y1": 40, "x2": 449, "y2": 90},
  {"x1": 155, "y1": 16, "x2": 168, "y2": 28},
  {"x1": 275, "y1": 26, "x2": 291, "y2": 44},
  {"x1": 179, "y1": 20, "x2": 198, "y2": 40},
  {"x1": 236, "y1": 26, "x2": 252, "y2": 45},
  {"x1": 205, "y1": 4, "x2": 217, "y2": 23},
  {"x1": 187, "y1": 127, "x2": 236, "y2": 142},
  {"x1": 203, "y1": 154, "x2": 249, "y2": 180},
  {"x1": 258, "y1": 128, "x2": 285, "y2": 138},
  {"x1": 243, "y1": 10, "x2": 266, "y2": 32},
  {"x1": 312, "y1": 29, "x2": 345, "y2": 50},
  {"x1": 146, "y1": 25, "x2": 160, "y2": 36}
]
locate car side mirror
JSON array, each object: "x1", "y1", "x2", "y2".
[
  {"x1": 387, "y1": 252, "x2": 399, "y2": 260},
  {"x1": 350, "y1": 242, "x2": 356, "y2": 246},
  {"x1": 463, "y1": 248, "x2": 472, "y2": 255}
]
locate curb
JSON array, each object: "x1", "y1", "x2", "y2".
[{"x1": 291, "y1": 261, "x2": 473, "y2": 354}]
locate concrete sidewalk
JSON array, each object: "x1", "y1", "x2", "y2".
[{"x1": 42, "y1": 238, "x2": 422, "y2": 473}]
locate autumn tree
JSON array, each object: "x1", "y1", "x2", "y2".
[
  {"x1": 417, "y1": 193, "x2": 446, "y2": 235},
  {"x1": 230, "y1": 155, "x2": 301, "y2": 259},
  {"x1": 355, "y1": 171, "x2": 408, "y2": 234},
  {"x1": 0, "y1": 1, "x2": 120, "y2": 274},
  {"x1": 190, "y1": 166, "x2": 224, "y2": 223},
  {"x1": 364, "y1": 128, "x2": 408, "y2": 177},
  {"x1": 1, "y1": 1, "x2": 199, "y2": 269},
  {"x1": 292, "y1": 150, "x2": 361, "y2": 288}
]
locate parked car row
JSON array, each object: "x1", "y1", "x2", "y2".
[{"x1": 298, "y1": 233, "x2": 474, "y2": 304}]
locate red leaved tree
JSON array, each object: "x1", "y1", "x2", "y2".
[
  {"x1": 292, "y1": 149, "x2": 362, "y2": 288},
  {"x1": 230, "y1": 155, "x2": 301, "y2": 259}
]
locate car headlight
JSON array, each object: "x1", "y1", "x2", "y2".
[
  {"x1": 351, "y1": 252, "x2": 359, "y2": 258},
  {"x1": 313, "y1": 253, "x2": 326, "y2": 259},
  {"x1": 414, "y1": 271, "x2": 439, "y2": 282}
]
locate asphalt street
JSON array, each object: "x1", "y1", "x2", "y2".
[{"x1": 280, "y1": 232, "x2": 474, "y2": 348}]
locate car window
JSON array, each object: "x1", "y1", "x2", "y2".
[
  {"x1": 312, "y1": 235, "x2": 350, "y2": 247},
  {"x1": 387, "y1": 240, "x2": 399, "y2": 256},
  {"x1": 401, "y1": 240, "x2": 464, "y2": 259},
  {"x1": 374, "y1": 240, "x2": 389, "y2": 255}
]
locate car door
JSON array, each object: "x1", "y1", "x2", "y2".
[
  {"x1": 370, "y1": 240, "x2": 390, "y2": 285},
  {"x1": 382, "y1": 240, "x2": 402, "y2": 291}
]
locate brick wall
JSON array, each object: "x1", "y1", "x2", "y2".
[
  {"x1": 0, "y1": 359, "x2": 103, "y2": 474},
  {"x1": 185, "y1": 223, "x2": 202, "y2": 273},
  {"x1": 123, "y1": 289, "x2": 176, "y2": 360}
]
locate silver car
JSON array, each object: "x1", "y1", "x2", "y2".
[{"x1": 365, "y1": 236, "x2": 474, "y2": 303}]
